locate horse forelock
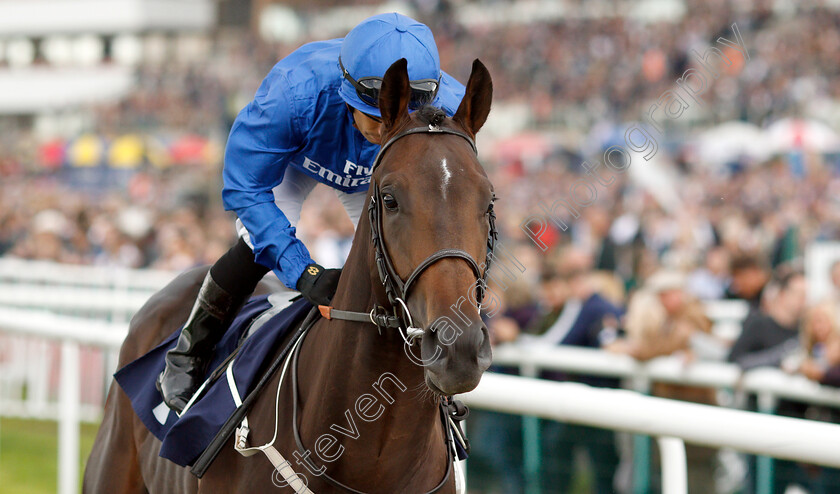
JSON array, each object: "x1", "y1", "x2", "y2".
[{"x1": 414, "y1": 105, "x2": 447, "y2": 127}]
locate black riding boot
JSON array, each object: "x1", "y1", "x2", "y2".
[{"x1": 157, "y1": 271, "x2": 248, "y2": 412}]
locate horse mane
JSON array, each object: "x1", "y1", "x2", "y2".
[{"x1": 415, "y1": 105, "x2": 447, "y2": 127}]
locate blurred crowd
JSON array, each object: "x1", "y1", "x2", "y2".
[
  {"x1": 75, "y1": 1, "x2": 840, "y2": 132},
  {"x1": 3, "y1": 1, "x2": 840, "y2": 493},
  {"x1": 0, "y1": 172, "x2": 358, "y2": 272},
  {"x1": 433, "y1": 0, "x2": 840, "y2": 128},
  {"x1": 0, "y1": 172, "x2": 230, "y2": 270},
  {"x1": 3, "y1": 0, "x2": 840, "y2": 171},
  {"x1": 470, "y1": 238, "x2": 840, "y2": 493}
]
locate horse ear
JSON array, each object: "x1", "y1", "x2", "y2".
[
  {"x1": 378, "y1": 58, "x2": 411, "y2": 132},
  {"x1": 453, "y1": 59, "x2": 493, "y2": 137}
]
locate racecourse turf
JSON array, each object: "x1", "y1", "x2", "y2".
[
  {"x1": 0, "y1": 417, "x2": 592, "y2": 493},
  {"x1": 0, "y1": 417, "x2": 98, "y2": 494}
]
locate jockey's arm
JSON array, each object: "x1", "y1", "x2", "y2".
[
  {"x1": 221, "y1": 74, "x2": 315, "y2": 290},
  {"x1": 231, "y1": 201, "x2": 314, "y2": 290}
]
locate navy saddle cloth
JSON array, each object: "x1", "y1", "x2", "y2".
[{"x1": 115, "y1": 294, "x2": 312, "y2": 467}]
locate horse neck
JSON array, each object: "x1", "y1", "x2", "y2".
[{"x1": 294, "y1": 199, "x2": 443, "y2": 472}]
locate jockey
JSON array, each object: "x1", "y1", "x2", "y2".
[{"x1": 158, "y1": 12, "x2": 467, "y2": 412}]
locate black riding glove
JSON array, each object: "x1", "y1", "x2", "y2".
[{"x1": 296, "y1": 263, "x2": 342, "y2": 306}]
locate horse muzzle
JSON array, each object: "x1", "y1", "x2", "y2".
[{"x1": 421, "y1": 317, "x2": 492, "y2": 395}]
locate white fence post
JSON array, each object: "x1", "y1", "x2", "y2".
[
  {"x1": 657, "y1": 436, "x2": 687, "y2": 494},
  {"x1": 631, "y1": 373, "x2": 652, "y2": 494},
  {"x1": 58, "y1": 340, "x2": 80, "y2": 494},
  {"x1": 520, "y1": 363, "x2": 540, "y2": 494},
  {"x1": 26, "y1": 339, "x2": 49, "y2": 416}
]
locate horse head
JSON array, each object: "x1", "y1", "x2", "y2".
[{"x1": 371, "y1": 58, "x2": 494, "y2": 396}]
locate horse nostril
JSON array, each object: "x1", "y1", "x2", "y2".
[
  {"x1": 481, "y1": 324, "x2": 491, "y2": 346},
  {"x1": 476, "y1": 324, "x2": 492, "y2": 365}
]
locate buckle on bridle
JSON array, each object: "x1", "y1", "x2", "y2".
[
  {"x1": 368, "y1": 308, "x2": 383, "y2": 335},
  {"x1": 394, "y1": 297, "x2": 423, "y2": 344}
]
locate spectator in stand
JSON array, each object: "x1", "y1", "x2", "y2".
[
  {"x1": 727, "y1": 268, "x2": 817, "y2": 494},
  {"x1": 485, "y1": 277, "x2": 541, "y2": 346},
  {"x1": 607, "y1": 270, "x2": 717, "y2": 493},
  {"x1": 527, "y1": 249, "x2": 624, "y2": 494},
  {"x1": 587, "y1": 270, "x2": 626, "y2": 307},
  {"x1": 726, "y1": 253, "x2": 771, "y2": 312},
  {"x1": 525, "y1": 269, "x2": 570, "y2": 341},
  {"x1": 686, "y1": 246, "x2": 731, "y2": 301},
  {"x1": 466, "y1": 279, "x2": 539, "y2": 494},
  {"x1": 728, "y1": 269, "x2": 806, "y2": 371},
  {"x1": 554, "y1": 265, "x2": 624, "y2": 352},
  {"x1": 783, "y1": 302, "x2": 840, "y2": 492},
  {"x1": 609, "y1": 270, "x2": 713, "y2": 362},
  {"x1": 817, "y1": 331, "x2": 840, "y2": 389},
  {"x1": 0, "y1": 178, "x2": 241, "y2": 270},
  {"x1": 793, "y1": 302, "x2": 840, "y2": 383},
  {"x1": 824, "y1": 260, "x2": 840, "y2": 315}
]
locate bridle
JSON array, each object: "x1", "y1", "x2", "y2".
[
  {"x1": 199, "y1": 122, "x2": 490, "y2": 492},
  {"x1": 319, "y1": 120, "x2": 498, "y2": 345},
  {"x1": 289, "y1": 121, "x2": 490, "y2": 494}
]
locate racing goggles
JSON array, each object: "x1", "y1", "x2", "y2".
[{"x1": 339, "y1": 57, "x2": 440, "y2": 110}]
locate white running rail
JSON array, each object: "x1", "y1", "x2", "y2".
[
  {"x1": 0, "y1": 308, "x2": 127, "y2": 494},
  {"x1": 461, "y1": 373, "x2": 840, "y2": 494}
]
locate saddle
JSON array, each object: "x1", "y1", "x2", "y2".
[{"x1": 115, "y1": 292, "x2": 311, "y2": 466}]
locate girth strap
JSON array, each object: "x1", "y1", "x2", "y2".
[
  {"x1": 257, "y1": 446, "x2": 314, "y2": 493},
  {"x1": 229, "y1": 365, "x2": 314, "y2": 494}
]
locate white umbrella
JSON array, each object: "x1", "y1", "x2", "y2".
[
  {"x1": 693, "y1": 121, "x2": 773, "y2": 167},
  {"x1": 765, "y1": 118, "x2": 840, "y2": 153},
  {"x1": 629, "y1": 0, "x2": 687, "y2": 23},
  {"x1": 628, "y1": 152, "x2": 682, "y2": 214}
]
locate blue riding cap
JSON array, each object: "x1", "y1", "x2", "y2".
[{"x1": 339, "y1": 12, "x2": 442, "y2": 117}]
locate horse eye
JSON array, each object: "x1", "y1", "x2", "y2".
[{"x1": 382, "y1": 193, "x2": 399, "y2": 211}]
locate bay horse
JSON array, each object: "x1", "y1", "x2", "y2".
[{"x1": 84, "y1": 57, "x2": 494, "y2": 493}]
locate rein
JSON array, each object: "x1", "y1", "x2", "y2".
[{"x1": 322, "y1": 122, "x2": 498, "y2": 343}]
